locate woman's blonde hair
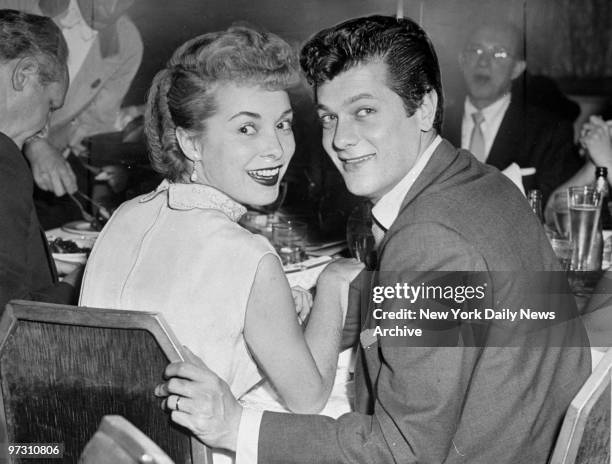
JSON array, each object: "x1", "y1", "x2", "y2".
[{"x1": 144, "y1": 26, "x2": 299, "y2": 182}]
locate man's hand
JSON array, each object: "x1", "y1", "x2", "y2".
[
  {"x1": 24, "y1": 138, "x2": 77, "y2": 196},
  {"x1": 155, "y1": 347, "x2": 243, "y2": 452},
  {"x1": 316, "y1": 258, "x2": 365, "y2": 319},
  {"x1": 291, "y1": 285, "x2": 313, "y2": 324}
]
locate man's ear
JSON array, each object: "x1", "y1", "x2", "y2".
[
  {"x1": 417, "y1": 90, "x2": 438, "y2": 132},
  {"x1": 511, "y1": 59, "x2": 526, "y2": 80},
  {"x1": 12, "y1": 57, "x2": 39, "y2": 91},
  {"x1": 175, "y1": 126, "x2": 201, "y2": 162}
]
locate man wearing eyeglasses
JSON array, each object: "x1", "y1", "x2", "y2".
[{"x1": 443, "y1": 22, "x2": 577, "y2": 205}]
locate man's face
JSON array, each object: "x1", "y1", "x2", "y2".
[
  {"x1": 316, "y1": 61, "x2": 429, "y2": 203},
  {"x1": 21, "y1": 74, "x2": 67, "y2": 141},
  {"x1": 459, "y1": 25, "x2": 525, "y2": 108}
]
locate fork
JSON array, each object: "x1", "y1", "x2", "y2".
[
  {"x1": 75, "y1": 190, "x2": 111, "y2": 219},
  {"x1": 68, "y1": 193, "x2": 95, "y2": 222}
]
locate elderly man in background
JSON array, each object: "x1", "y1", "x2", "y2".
[
  {"x1": 0, "y1": 0, "x2": 143, "y2": 228},
  {"x1": 0, "y1": 9, "x2": 81, "y2": 311},
  {"x1": 443, "y1": 22, "x2": 579, "y2": 204}
]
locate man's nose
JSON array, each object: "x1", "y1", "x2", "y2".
[
  {"x1": 332, "y1": 119, "x2": 359, "y2": 151},
  {"x1": 476, "y1": 51, "x2": 493, "y2": 67}
]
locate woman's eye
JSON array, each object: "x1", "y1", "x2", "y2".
[
  {"x1": 239, "y1": 124, "x2": 256, "y2": 135},
  {"x1": 356, "y1": 107, "x2": 375, "y2": 117},
  {"x1": 318, "y1": 113, "x2": 337, "y2": 128},
  {"x1": 277, "y1": 120, "x2": 293, "y2": 131}
]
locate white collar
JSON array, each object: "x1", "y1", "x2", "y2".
[
  {"x1": 57, "y1": 0, "x2": 97, "y2": 41},
  {"x1": 141, "y1": 179, "x2": 247, "y2": 222},
  {"x1": 371, "y1": 135, "x2": 442, "y2": 230},
  {"x1": 464, "y1": 92, "x2": 511, "y2": 122}
]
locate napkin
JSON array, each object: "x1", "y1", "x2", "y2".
[{"x1": 501, "y1": 162, "x2": 535, "y2": 196}]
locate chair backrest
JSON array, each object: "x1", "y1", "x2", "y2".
[
  {"x1": 550, "y1": 349, "x2": 612, "y2": 464},
  {"x1": 79, "y1": 415, "x2": 174, "y2": 464},
  {"x1": 0, "y1": 300, "x2": 211, "y2": 464}
]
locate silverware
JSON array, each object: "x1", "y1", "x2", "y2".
[
  {"x1": 68, "y1": 193, "x2": 95, "y2": 222},
  {"x1": 75, "y1": 191, "x2": 111, "y2": 219}
]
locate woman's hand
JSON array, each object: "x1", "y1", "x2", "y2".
[
  {"x1": 155, "y1": 347, "x2": 242, "y2": 452},
  {"x1": 291, "y1": 285, "x2": 313, "y2": 324},
  {"x1": 581, "y1": 115, "x2": 612, "y2": 168}
]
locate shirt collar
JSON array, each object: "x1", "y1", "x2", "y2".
[
  {"x1": 371, "y1": 135, "x2": 442, "y2": 230},
  {"x1": 141, "y1": 179, "x2": 247, "y2": 222},
  {"x1": 464, "y1": 92, "x2": 511, "y2": 122}
]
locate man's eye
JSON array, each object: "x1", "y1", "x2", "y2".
[
  {"x1": 239, "y1": 124, "x2": 256, "y2": 135},
  {"x1": 277, "y1": 120, "x2": 293, "y2": 131},
  {"x1": 356, "y1": 108, "x2": 375, "y2": 117}
]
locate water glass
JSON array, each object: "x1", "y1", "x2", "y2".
[
  {"x1": 272, "y1": 221, "x2": 307, "y2": 265},
  {"x1": 346, "y1": 202, "x2": 375, "y2": 263},
  {"x1": 568, "y1": 186, "x2": 602, "y2": 272},
  {"x1": 551, "y1": 190, "x2": 570, "y2": 239},
  {"x1": 549, "y1": 237, "x2": 572, "y2": 271}
]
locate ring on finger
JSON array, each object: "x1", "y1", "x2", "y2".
[{"x1": 175, "y1": 396, "x2": 181, "y2": 411}]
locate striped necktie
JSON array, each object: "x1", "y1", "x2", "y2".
[{"x1": 469, "y1": 111, "x2": 486, "y2": 162}]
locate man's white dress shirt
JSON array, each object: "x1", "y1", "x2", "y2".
[{"x1": 460, "y1": 94, "x2": 511, "y2": 161}]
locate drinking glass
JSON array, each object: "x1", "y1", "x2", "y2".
[
  {"x1": 272, "y1": 220, "x2": 307, "y2": 265},
  {"x1": 551, "y1": 190, "x2": 570, "y2": 239},
  {"x1": 568, "y1": 186, "x2": 602, "y2": 272},
  {"x1": 346, "y1": 202, "x2": 375, "y2": 263},
  {"x1": 549, "y1": 237, "x2": 572, "y2": 271}
]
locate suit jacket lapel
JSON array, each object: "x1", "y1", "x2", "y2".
[
  {"x1": 486, "y1": 98, "x2": 525, "y2": 170},
  {"x1": 377, "y1": 139, "x2": 460, "y2": 253}
]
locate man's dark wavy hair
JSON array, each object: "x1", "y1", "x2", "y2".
[{"x1": 300, "y1": 15, "x2": 443, "y2": 132}]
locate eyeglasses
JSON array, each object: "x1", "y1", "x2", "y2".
[{"x1": 462, "y1": 46, "x2": 513, "y2": 63}]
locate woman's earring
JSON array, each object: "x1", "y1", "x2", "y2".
[{"x1": 190, "y1": 162, "x2": 198, "y2": 182}]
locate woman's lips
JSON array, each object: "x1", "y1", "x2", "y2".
[{"x1": 247, "y1": 166, "x2": 282, "y2": 186}]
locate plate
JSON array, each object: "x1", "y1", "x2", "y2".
[
  {"x1": 61, "y1": 220, "x2": 100, "y2": 236},
  {"x1": 52, "y1": 252, "x2": 88, "y2": 265}
]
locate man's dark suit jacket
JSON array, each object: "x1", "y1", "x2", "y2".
[
  {"x1": 257, "y1": 139, "x2": 590, "y2": 463},
  {"x1": 443, "y1": 95, "x2": 580, "y2": 205},
  {"x1": 0, "y1": 132, "x2": 75, "y2": 310}
]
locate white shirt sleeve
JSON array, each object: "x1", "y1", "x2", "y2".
[{"x1": 235, "y1": 407, "x2": 264, "y2": 464}]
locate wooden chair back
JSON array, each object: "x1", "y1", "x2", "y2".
[
  {"x1": 550, "y1": 349, "x2": 612, "y2": 463},
  {"x1": 0, "y1": 300, "x2": 211, "y2": 464},
  {"x1": 79, "y1": 415, "x2": 174, "y2": 464}
]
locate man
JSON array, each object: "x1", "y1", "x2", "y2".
[
  {"x1": 443, "y1": 22, "x2": 579, "y2": 205},
  {"x1": 155, "y1": 16, "x2": 590, "y2": 463},
  {"x1": 0, "y1": 0, "x2": 143, "y2": 227},
  {"x1": 0, "y1": 9, "x2": 81, "y2": 311}
]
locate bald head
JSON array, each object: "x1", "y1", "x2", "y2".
[{"x1": 459, "y1": 22, "x2": 526, "y2": 109}]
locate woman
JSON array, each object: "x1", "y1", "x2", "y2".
[{"x1": 79, "y1": 27, "x2": 356, "y2": 435}]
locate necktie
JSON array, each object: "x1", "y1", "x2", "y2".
[
  {"x1": 469, "y1": 111, "x2": 486, "y2": 162},
  {"x1": 371, "y1": 214, "x2": 387, "y2": 248}
]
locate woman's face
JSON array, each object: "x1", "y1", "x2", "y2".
[{"x1": 195, "y1": 83, "x2": 295, "y2": 206}]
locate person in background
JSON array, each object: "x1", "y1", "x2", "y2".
[
  {"x1": 0, "y1": 0, "x2": 143, "y2": 228},
  {"x1": 153, "y1": 15, "x2": 589, "y2": 464},
  {"x1": 0, "y1": 9, "x2": 81, "y2": 311},
  {"x1": 550, "y1": 116, "x2": 612, "y2": 193},
  {"x1": 443, "y1": 21, "x2": 579, "y2": 205}
]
